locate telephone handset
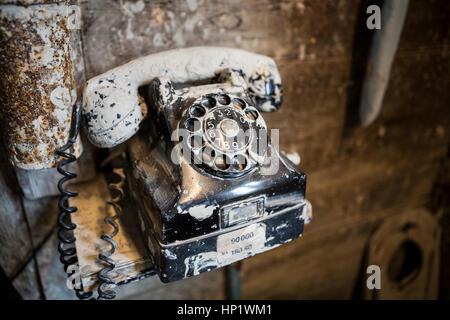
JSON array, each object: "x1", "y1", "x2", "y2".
[
  {"x1": 82, "y1": 47, "x2": 282, "y2": 148},
  {"x1": 61, "y1": 47, "x2": 308, "y2": 292}
]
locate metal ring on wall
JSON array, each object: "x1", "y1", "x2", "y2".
[{"x1": 363, "y1": 208, "x2": 440, "y2": 299}]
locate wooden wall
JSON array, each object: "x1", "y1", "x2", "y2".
[{"x1": 1, "y1": 0, "x2": 449, "y2": 299}]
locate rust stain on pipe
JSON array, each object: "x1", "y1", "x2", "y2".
[{"x1": 0, "y1": 2, "x2": 82, "y2": 169}]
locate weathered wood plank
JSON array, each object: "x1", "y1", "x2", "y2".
[
  {"x1": 241, "y1": 206, "x2": 440, "y2": 299},
  {"x1": 79, "y1": 0, "x2": 362, "y2": 79},
  {"x1": 307, "y1": 156, "x2": 441, "y2": 231},
  {"x1": 0, "y1": 147, "x2": 35, "y2": 282},
  {"x1": 11, "y1": 259, "x2": 42, "y2": 300},
  {"x1": 71, "y1": 173, "x2": 152, "y2": 290}
]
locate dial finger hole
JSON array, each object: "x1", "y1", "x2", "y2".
[
  {"x1": 185, "y1": 118, "x2": 201, "y2": 132},
  {"x1": 190, "y1": 104, "x2": 206, "y2": 117},
  {"x1": 202, "y1": 97, "x2": 216, "y2": 108},
  {"x1": 232, "y1": 154, "x2": 248, "y2": 171},
  {"x1": 245, "y1": 108, "x2": 259, "y2": 121},
  {"x1": 214, "y1": 154, "x2": 231, "y2": 170},
  {"x1": 189, "y1": 134, "x2": 204, "y2": 150},
  {"x1": 217, "y1": 94, "x2": 231, "y2": 105},
  {"x1": 201, "y1": 146, "x2": 216, "y2": 164},
  {"x1": 232, "y1": 98, "x2": 246, "y2": 110}
]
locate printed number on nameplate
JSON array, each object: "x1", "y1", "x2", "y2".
[{"x1": 217, "y1": 223, "x2": 266, "y2": 265}]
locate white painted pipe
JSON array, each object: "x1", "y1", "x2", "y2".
[
  {"x1": 0, "y1": 2, "x2": 82, "y2": 169},
  {"x1": 359, "y1": 0, "x2": 409, "y2": 126}
]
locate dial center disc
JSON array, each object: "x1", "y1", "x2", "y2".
[
  {"x1": 219, "y1": 119, "x2": 240, "y2": 137},
  {"x1": 203, "y1": 106, "x2": 251, "y2": 153}
]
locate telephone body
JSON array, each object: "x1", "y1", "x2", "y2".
[{"x1": 82, "y1": 47, "x2": 309, "y2": 283}]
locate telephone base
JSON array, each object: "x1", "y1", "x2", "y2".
[{"x1": 138, "y1": 202, "x2": 307, "y2": 283}]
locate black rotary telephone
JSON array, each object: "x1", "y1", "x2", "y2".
[{"x1": 58, "y1": 47, "x2": 310, "y2": 297}]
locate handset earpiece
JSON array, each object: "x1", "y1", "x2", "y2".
[{"x1": 82, "y1": 47, "x2": 282, "y2": 148}]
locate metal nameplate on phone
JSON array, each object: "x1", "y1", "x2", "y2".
[
  {"x1": 217, "y1": 223, "x2": 266, "y2": 265},
  {"x1": 221, "y1": 197, "x2": 265, "y2": 228}
]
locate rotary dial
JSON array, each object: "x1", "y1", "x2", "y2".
[{"x1": 178, "y1": 93, "x2": 267, "y2": 177}]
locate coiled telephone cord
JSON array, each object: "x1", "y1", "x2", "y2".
[
  {"x1": 97, "y1": 168, "x2": 126, "y2": 300},
  {"x1": 56, "y1": 102, "x2": 123, "y2": 300},
  {"x1": 56, "y1": 101, "x2": 93, "y2": 300}
]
